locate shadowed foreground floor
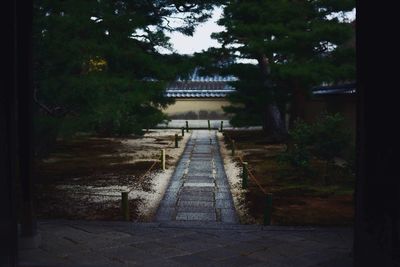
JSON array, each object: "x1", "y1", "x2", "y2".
[{"x1": 19, "y1": 220, "x2": 353, "y2": 267}]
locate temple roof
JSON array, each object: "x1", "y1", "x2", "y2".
[
  {"x1": 312, "y1": 83, "x2": 356, "y2": 95},
  {"x1": 165, "y1": 68, "x2": 237, "y2": 98},
  {"x1": 165, "y1": 81, "x2": 236, "y2": 98}
]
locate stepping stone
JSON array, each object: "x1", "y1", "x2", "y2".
[
  {"x1": 177, "y1": 206, "x2": 215, "y2": 213},
  {"x1": 177, "y1": 200, "x2": 214, "y2": 208},
  {"x1": 175, "y1": 212, "x2": 217, "y2": 221},
  {"x1": 186, "y1": 176, "x2": 214, "y2": 183},
  {"x1": 183, "y1": 182, "x2": 214, "y2": 187},
  {"x1": 181, "y1": 186, "x2": 214, "y2": 193},
  {"x1": 179, "y1": 194, "x2": 214, "y2": 202}
]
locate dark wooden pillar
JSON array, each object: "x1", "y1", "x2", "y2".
[
  {"x1": 0, "y1": 77, "x2": 18, "y2": 266},
  {"x1": 354, "y1": 2, "x2": 400, "y2": 266},
  {"x1": 16, "y1": 0, "x2": 36, "y2": 239},
  {"x1": 1, "y1": 0, "x2": 18, "y2": 265}
]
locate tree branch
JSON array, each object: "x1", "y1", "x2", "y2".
[
  {"x1": 34, "y1": 87, "x2": 78, "y2": 117},
  {"x1": 174, "y1": 3, "x2": 197, "y2": 12},
  {"x1": 34, "y1": 87, "x2": 54, "y2": 115}
]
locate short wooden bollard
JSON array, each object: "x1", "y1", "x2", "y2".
[
  {"x1": 185, "y1": 121, "x2": 189, "y2": 132},
  {"x1": 231, "y1": 140, "x2": 235, "y2": 156},
  {"x1": 263, "y1": 193, "x2": 273, "y2": 225},
  {"x1": 208, "y1": 120, "x2": 211, "y2": 130},
  {"x1": 181, "y1": 127, "x2": 185, "y2": 137},
  {"x1": 161, "y1": 149, "x2": 166, "y2": 170},
  {"x1": 242, "y1": 162, "x2": 248, "y2": 189},
  {"x1": 220, "y1": 121, "x2": 223, "y2": 132},
  {"x1": 175, "y1": 134, "x2": 178, "y2": 148},
  {"x1": 121, "y1": 192, "x2": 129, "y2": 221}
]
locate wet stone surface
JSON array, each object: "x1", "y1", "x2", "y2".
[{"x1": 155, "y1": 130, "x2": 238, "y2": 223}]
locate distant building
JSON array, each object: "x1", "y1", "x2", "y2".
[
  {"x1": 163, "y1": 69, "x2": 237, "y2": 119},
  {"x1": 304, "y1": 21, "x2": 356, "y2": 137},
  {"x1": 305, "y1": 82, "x2": 356, "y2": 138}
]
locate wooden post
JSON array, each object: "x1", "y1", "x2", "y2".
[
  {"x1": 181, "y1": 127, "x2": 184, "y2": 137},
  {"x1": 220, "y1": 121, "x2": 223, "y2": 132},
  {"x1": 175, "y1": 134, "x2": 178, "y2": 148},
  {"x1": 208, "y1": 120, "x2": 211, "y2": 130},
  {"x1": 210, "y1": 138, "x2": 212, "y2": 145},
  {"x1": 263, "y1": 193, "x2": 273, "y2": 225},
  {"x1": 231, "y1": 140, "x2": 235, "y2": 156},
  {"x1": 186, "y1": 121, "x2": 189, "y2": 132},
  {"x1": 161, "y1": 149, "x2": 166, "y2": 170},
  {"x1": 121, "y1": 192, "x2": 129, "y2": 221},
  {"x1": 242, "y1": 162, "x2": 248, "y2": 189}
]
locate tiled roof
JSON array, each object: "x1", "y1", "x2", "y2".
[
  {"x1": 165, "y1": 81, "x2": 235, "y2": 98},
  {"x1": 165, "y1": 69, "x2": 238, "y2": 98},
  {"x1": 312, "y1": 83, "x2": 356, "y2": 95}
]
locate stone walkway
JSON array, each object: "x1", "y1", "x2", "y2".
[{"x1": 155, "y1": 130, "x2": 238, "y2": 223}]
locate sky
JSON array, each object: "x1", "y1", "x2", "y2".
[
  {"x1": 164, "y1": 7, "x2": 224, "y2": 55},
  {"x1": 165, "y1": 7, "x2": 356, "y2": 55}
]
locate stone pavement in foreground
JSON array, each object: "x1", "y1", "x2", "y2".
[
  {"x1": 19, "y1": 220, "x2": 353, "y2": 267},
  {"x1": 155, "y1": 130, "x2": 238, "y2": 223}
]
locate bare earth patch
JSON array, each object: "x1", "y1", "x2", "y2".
[{"x1": 32, "y1": 129, "x2": 189, "y2": 221}]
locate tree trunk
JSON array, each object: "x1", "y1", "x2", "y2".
[
  {"x1": 289, "y1": 83, "x2": 307, "y2": 128},
  {"x1": 263, "y1": 104, "x2": 287, "y2": 139},
  {"x1": 257, "y1": 54, "x2": 287, "y2": 140}
]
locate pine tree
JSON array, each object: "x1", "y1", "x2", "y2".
[
  {"x1": 33, "y1": 0, "x2": 219, "y2": 156},
  {"x1": 206, "y1": 0, "x2": 355, "y2": 137}
]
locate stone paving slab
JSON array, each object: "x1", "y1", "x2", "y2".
[
  {"x1": 183, "y1": 182, "x2": 215, "y2": 187},
  {"x1": 176, "y1": 212, "x2": 217, "y2": 221},
  {"x1": 177, "y1": 206, "x2": 216, "y2": 213},
  {"x1": 215, "y1": 192, "x2": 232, "y2": 200},
  {"x1": 178, "y1": 195, "x2": 214, "y2": 202},
  {"x1": 19, "y1": 220, "x2": 353, "y2": 267},
  {"x1": 186, "y1": 177, "x2": 214, "y2": 183},
  {"x1": 181, "y1": 186, "x2": 215, "y2": 192},
  {"x1": 189, "y1": 160, "x2": 212, "y2": 166},
  {"x1": 179, "y1": 190, "x2": 214, "y2": 198},
  {"x1": 177, "y1": 200, "x2": 215, "y2": 208},
  {"x1": 218, "y1": 209, "x2": 239, "y2": 223},
  {"x1": 216, "y1": 199, "x2": 235, "y2": 208}
]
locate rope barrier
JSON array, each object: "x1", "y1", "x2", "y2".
[
  {"x1": 237, "y1": 155, "x2": 268, "y2": 195},
  {"x1": 223, "y1": 131, "x2": 268, "y2": 195},
  {"x1": 223, "y1": 130, "x2": 274, "y2": 225}
]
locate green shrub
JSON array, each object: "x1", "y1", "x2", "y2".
[
  {"x1": 312, "y1": 113, "x2": 352, "y2": 162},
  {"x1": 278, "y1": 113, "x2": 353, "y2": 182},
  {"x1": 277, "y1": 119, "x2": 313, "y2": 172}
]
